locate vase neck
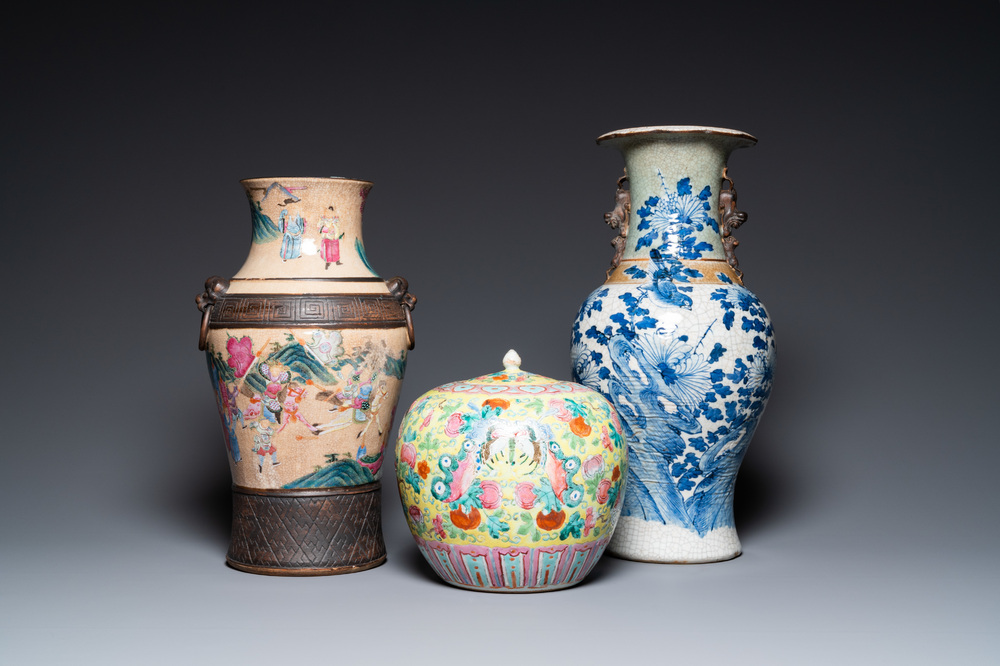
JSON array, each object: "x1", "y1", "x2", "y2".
[
  {"x1": 604, "y1": 131, "x2": 753, "y2": 269},
  {"x1": 231, "y1": 177, "x2": 379, "y2": 284}
]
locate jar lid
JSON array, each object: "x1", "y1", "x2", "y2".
[{"x1": 434, "y1": 349, "x2": 593, "y2": 397}]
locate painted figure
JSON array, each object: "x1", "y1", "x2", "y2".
[
  {"x1": 357, "y1": 381, "x2": 388, "y2": 441},
  {"x1": 319, "y1": 216, "x2": 343, "y2": 268},
  {"x1": 315, "y1": 372, "x2": 375, "y2": 433},
  {"x1": 243, "y1": 394, "x2": 263, "y2": 422},
  {"x1": 279, "y1": 210, "x2": 306, "y2": 261},
  {"x1": 276, "y1": 385, "x2": 320, "y2": 435},
  {"x1": 259, "y1": 362, "x2": 290, "y2": 423},
  {"x1": 249, "y1": 421, "x2": 279, "y2": 473}
]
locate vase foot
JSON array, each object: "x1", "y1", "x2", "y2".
[
  {"x1": 607, "y1": 516, "x2": 741, "y2": 564},
  {"x1": 226, "y1": 481, "x2": 386, "y2": 575}
]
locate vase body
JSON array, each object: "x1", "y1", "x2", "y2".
[
  {"x1": 395, "y1": 351, "x2": 627, "y2": 592},
  {"x1": 197, "y1": 177, "x2": 416, "y2": 575},
  {"x1": 570, "y1": 127, "x2": 775, "y2": 563}
]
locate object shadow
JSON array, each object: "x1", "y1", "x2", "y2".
[
  {"x1": 152, "y1": 415, "x2": 233, "y2": 551},
  {"x1": 733, "y1": 432, "x2": 795, "y2": 538},
  {"x1": 396, "y1": 542, "x2": 444, "y2": 585}
]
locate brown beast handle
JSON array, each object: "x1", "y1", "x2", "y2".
[
  {"x1": 196, "y1": 276, "x2": 230, "y2": 351},
  {"x1": 386, "y1": 276, "x2": 417, "y2": 350},
  {"x1": 604, "y1": 171, "x2": 630, "y2": 278},
  {"x1": 719, "y1": 167, "x2": 749, "y2": 281}
]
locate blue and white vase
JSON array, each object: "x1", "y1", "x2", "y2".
[{"x1": 571, "y1": 126, "x2": 776, "y2": 563}]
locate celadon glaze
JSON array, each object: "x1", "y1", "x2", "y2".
[
  {"x1": 571, "y1": 127, "x2": 776, "y2": 563},
  {"x1": 395, "y1": 351, "x2": 627, "y2": 592}
]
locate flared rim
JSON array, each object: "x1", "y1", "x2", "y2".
[
  {"x1": 239, "y1": 176, "x2": 374, "y2": 187},
  {"x1": 597, "y1": 125, "x2": 757, "y2": 146}
]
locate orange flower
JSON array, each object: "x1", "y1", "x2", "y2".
[
  {"x1": 536, "y1": 509, "x2": 566, "y2": 531},
  {"x1": 483, "y1": 398, "x2": 510, "y2": 411},
  {"x1": 612, "y1": 465, "x2": 621, "y2": 482},
  {"x1": 450, "y1": 507, "x2": 481, "y2": 530},
  {"x1": 417, "y1": 460, "x2": 430, "y2": 479},
  {"x1": 569, "y1": 416, "x2": 592, "y2": 437},
  {"x1": 493, "y1": 374, "x2": 509, "y2": 381}
]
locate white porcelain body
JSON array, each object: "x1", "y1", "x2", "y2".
[{"x1": 571, "y1": 127, "x2": 776, "y2": 563}]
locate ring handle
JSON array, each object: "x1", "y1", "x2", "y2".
[
  {"x1": 386, "y1": 276, "x2": 417, "y2": 350},
  {"x1": 196, "y1": 276, "x2": 230, "y2": 351}
]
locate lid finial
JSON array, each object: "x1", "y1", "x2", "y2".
[{"x1": 503, "y1": 349, "x2": 522, "y2": 371}]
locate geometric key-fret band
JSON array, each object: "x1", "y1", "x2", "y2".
[{"x1": 209, "y1": 294, "x2": 408, "y2": 329}]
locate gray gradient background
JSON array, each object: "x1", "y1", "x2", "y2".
[{"x1": 2, "y1": 2, "x2": 998, "y2": 663}]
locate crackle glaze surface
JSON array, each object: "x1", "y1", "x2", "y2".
[
  {"x1": 205, "y1": 178, "x2": 409, "y2": 490},
  {"x1": 395, "y1": 353, "x2": 627, "y2": 591},
  {"x1": 571, "y1": 128, "x2": 776, "y2": 563}
]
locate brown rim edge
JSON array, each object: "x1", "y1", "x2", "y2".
[
  {"x1": 596, "y1": 125, "x2": 757, "y2": 145},
  {"x1": 239, "y1": 176, "x2": 374, "y2": 187},
  {"x1": 232, "y1": 481, "x2": 380, "y2": 497},
  {"x1": 226, "y1": 555, "x2": 387, "y2": 577}
]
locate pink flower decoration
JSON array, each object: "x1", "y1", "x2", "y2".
[
  {"x1": 408, "y1": 505, "x2": 423, "y2": 524},
  {"x1": 515, "y1": 482, "x2": 537, "y2": 510},
  {"x1": 444, "y1": 412, "x2": 464, "y2": 437},
  {"x1": 582, "y1": 454, "x2": 605, "y2": 479},
  {"x1": 226, "y1": 336, "x2": 254, "y2": 378},
  {"x1": 432, "y1": 514, "x2": 447, "y2": 539},
  {"x1": 547, "y1": 399, "x2": 573, "y2": 422},
  {"x1": 596, "y1": 478, "x2": 612, "y2": 504},
  {"x1": 480, "y1": 480, "x2": 502, "y2": 510},
  {"x1": 420, "y1": 413, "x2": 432, "y2": 430},
  {"x1": 583, "y1": 506, "x2": 596, "y2": 536},
  {"x1": 400, "y1": 442, "x2": 417, "y2": 469},
  {"x1": 601, "y1": 425, "x2": 613, "y2": 451}
]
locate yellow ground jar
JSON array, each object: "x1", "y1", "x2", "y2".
[{"x1": 394, "y1": 350, "x2": 627, "y2": 592}]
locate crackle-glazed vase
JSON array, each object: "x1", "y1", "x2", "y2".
[
  {"x1": 570, "y1": 127, "x2": 776, "y2": 563},
  {"x1": 395, "y1": 351, "x2": 627, "y2": 592},
  {"x1": 196, "y1": 176, "x2": 416, "y2": 575}
]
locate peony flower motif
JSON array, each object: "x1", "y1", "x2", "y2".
[
  {"x1": 582, "y1": 454, "x2": 605, "y2": 479},
  {"x1": 408, "y1": 505, "x2": 423, "y2": 524},
  {"x1": 515, "y1": 482, "x2": 537, "y2": 510},
  {"x1": 444, "y1": 412, "x2": 464, "y2": 437},
  {"x1": 420, "y1": 413, "x2": 432, "y2": 430},
  {"x1": 569, "y1": 416, "x2": 592, "y2": 437},
  {"x1": 596, "y1": 478, "x2": 612, "y2": 504},
  {"x1": 432, "y1": 514, "x2": 447, "y2": 539},
  {"x1": 479, "y1": 480, "x2": 502, "y2": 510},
  {"x1": 400, "y1": 442, "x2": 417, "y2": 469},
  {"x1": 226, "y1": 336, "x2": 254, "y2": 377},
  {"x1": 583, "y1": 506, "x2": 596, "y2": 536},
  {"x1": 417, "y1": 461, "x2": 430, "y2": 479}
]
